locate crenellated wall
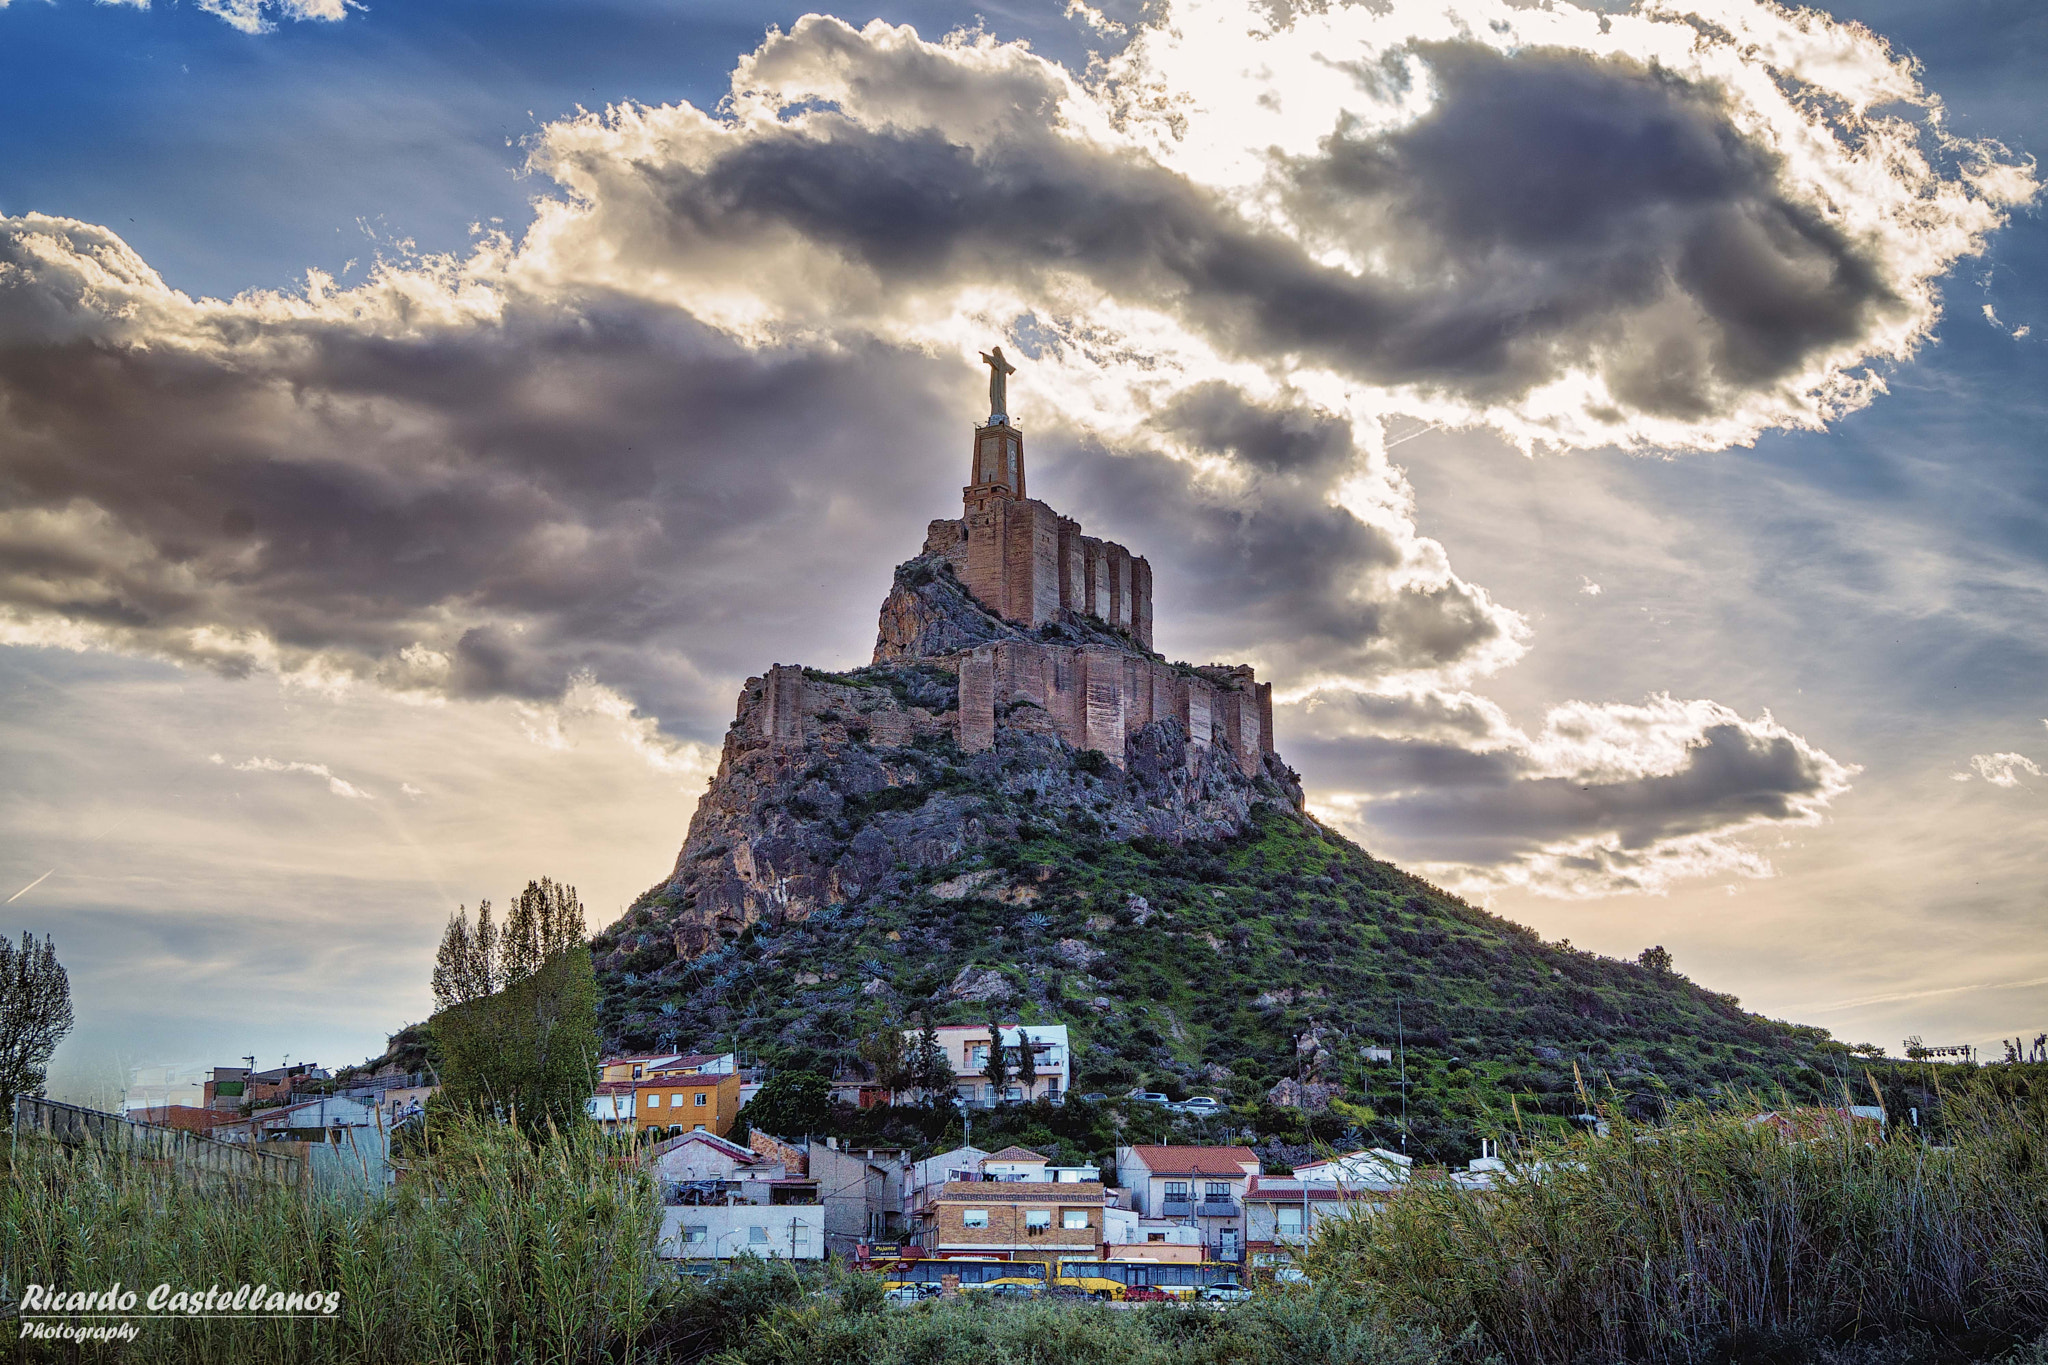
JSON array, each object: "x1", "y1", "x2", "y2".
[
  {"x1": 755, "y1": 648, "x2": 1272, "y2": 778},
  {"x1": 948, "y1": 642, "x2": 1272, "y2": 776}
]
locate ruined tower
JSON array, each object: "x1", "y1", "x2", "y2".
[{"x1": 872, "y1": 350, "x2": 1272, "y2": 772}]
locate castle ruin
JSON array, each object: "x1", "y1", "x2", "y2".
[{"x1": 760, "y1": 352, "x2": 1276, "y2": 778}]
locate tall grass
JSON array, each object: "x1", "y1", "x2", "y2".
[
  {"x1": 2, "y1": 1114, "x2": 669, "y2": 1363},
  {"x1": 7, "y1": 1092, "x2": 2047, "y2": 1363},
  {"x1": 1306, "y1": 1090, "x2": 2048, "y2": 1364}
]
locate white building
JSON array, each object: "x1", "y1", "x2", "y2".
[
  {"x1": 658, "y1": 1205, "x2": 824, "y2": 1260},
  {"x1": 1292, "y1": 1148, "x2": 1412, "y2": 1191},
  {"x1": 898, "y1": 1023, "x2": 1072, "y2": 1105},
  {"x1": 902, "y1": 1144, "x2": 988, "y2": 1209}
]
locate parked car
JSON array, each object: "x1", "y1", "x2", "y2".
[
  {"x1": 988, "y1": 1283, "x2": 1040, "y2": 1300},
  {"x1": 1175, "y1": 1096, "x2": 1224, "y2": 1116},
  {"x1": 1079, "y1": 1092, "x2": 1108, "y2": 1103},
  {"x1": 1198, "y1": 1280, "x2": 1252, "y2": 1303},
  {"x1": 883, "y1": 1285, "x2": 928, "y2": 1306},
  {"x1": 1123, "y1": 1285, "x2": 1172, "y2": 1303},
  {"x1": 1129, "y1": 1090, "x2": 1171, "y2": 1105}
]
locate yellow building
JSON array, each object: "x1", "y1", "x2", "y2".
[{"x1": 635, "y1": 1071, "x2": 743, "y2": 1137}]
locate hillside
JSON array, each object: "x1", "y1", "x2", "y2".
[
  {"x1": 592, "y1": 581, "x2": 1846, "y2": 1161},
  {"x1": 592, "y1": 407, "x2": 1853, "y2": 1163}
]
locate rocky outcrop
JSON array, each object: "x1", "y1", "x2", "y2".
[
  {"x1": 873, "y1": 553, "x2": 1149, "y2": 665},
  {"x1": 606, "y1": 651, "x2": 1304, "y2": 964}
]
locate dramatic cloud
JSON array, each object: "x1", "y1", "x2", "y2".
[
  {"x1": 1295, "y1": 690, "x2": 1856, "y2": 896},
  {"x1": 0, "y1": 0, "x2": 2031, "y2": 895}
]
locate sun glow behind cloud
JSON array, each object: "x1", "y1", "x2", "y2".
[{"x1": 0, "y1": 0, "x2": 2035, "y2": 901}]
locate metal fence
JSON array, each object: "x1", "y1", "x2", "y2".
[{"x1": 11, "y1": 1095, "x2": 302, "y2": 1185}]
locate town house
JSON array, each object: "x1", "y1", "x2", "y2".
[
  {"x1": 635, "y1": 1069, "x2": 743, "y2": 1137},
  {"x1": 1114, "y1": 1144, "x2": 1260, "y2": 1263},
  {"x1": 911, "y1": 1146, "x2": 1105, "y2": 1266},
  {"x1": 897, "y1": 1023, "x2": 1071, "y2": 1106}
]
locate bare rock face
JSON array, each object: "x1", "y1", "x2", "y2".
[
  {"x1": 873, "y1": 552, "x2": 1150, "y2": 665},
  {"x1": 604, "y1": 652, "x2": 1304, "y2": 969},
  {"x1": 873, "y1": 555, "x2": 1024, "y2": 664}
]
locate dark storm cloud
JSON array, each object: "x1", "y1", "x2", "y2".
[
  {"x1": 548, "y1": 17, "x2": 1934, "y2": 429},
  {"x1": 1037, "y1": 383, "x2": 1517, "y2": 677},
  {"x1": 1368, "y1": 720, "x2": 1843, "y2": 865},
  {"x1": 0, "y1": 266, "x2": 960, "y2": 732},
  {"x1": 1293, "y1": 693, "x2": 1854, "y2": 890}
]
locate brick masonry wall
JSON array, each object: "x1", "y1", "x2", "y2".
[{"x1": 934, "y1": 1181, "x2": 1104, "y2": 1252}]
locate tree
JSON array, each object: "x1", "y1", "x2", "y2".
[
  {"x1": 1014, "y1": 1026, "x2": 1039, "y2": 1097},
  {"x1": 0, "y1": 932, "x2": 74, "y2": 1122},
  {"x1": 982, "y1": 1014, "x2": 1010, "y2": 1101},
  {"x1": 740, "y1": 1070, "x2": 832, "y2": 1138},
  {"x1": 907, "y1": 1014, "x2": 954, "y2": 1102},
  {"x1": 1637, "y1": 945, "x2": 1674, "y2": 975},
  {"x1": 428, "y1": 877, "x2": 597, "y2": 1129},
  {"x1": 434, "y1": 944, "x2": 601, "y2": 1131},
  {"x1": 856, "y1": 1022, "x2": 911, "y2": 1094},
  {"x1": 502, "y1": 878, "x2": 586, "y2": 986}
]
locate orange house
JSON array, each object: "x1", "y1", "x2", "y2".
[{"x1": 635, "y1": 1071, "x2": 743, "y2": 1137}]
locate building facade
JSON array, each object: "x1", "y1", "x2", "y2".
[
  {"x1": 635, "y1": 1071, "x2": 743, "y2": 1136},
  {"x1": 1114, "y1": 1145, "x2": 1260, "y2": 1263},
  {"x1": 899, "y1": 1023, "x2": 1072, "y2": 1106},
  {"x1": 658, "y1": 1206, "x2": 825, "y2": 1261}
]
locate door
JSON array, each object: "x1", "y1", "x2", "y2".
[{"x1": 1218, "y1": 1228, "x2": 1240, "y2": 1261}]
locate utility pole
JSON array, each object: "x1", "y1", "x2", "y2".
[{"x1": 1396, "y1": 999, "x2": 1407, "y2": 1155}]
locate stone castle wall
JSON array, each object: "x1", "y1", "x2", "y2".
[
  {"x1": 924, "y1": 511, "x2": 1154, "y2": 651},
  {"x1": 758, "y1": 647, "x2": 1273, "y2": 778}
]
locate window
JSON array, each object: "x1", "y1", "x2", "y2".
[
  {"x1": 683, "y1": 1225, "x2": 708, "y2": 1244},
  {"x1": 1024, "y1": 1209, "x2": 1052, "y2": 1229},
  {"x1": 1062, "y1": 1210, "x2": 1090, "y2": 1230},
  {"x1": 670, "y1": 1094, "x2": 683, "y2": 1106},
  {"x1": 749, "y1": 1226, "x2": 769, "y2": 1244},
  {"x1": 646, "y1": 1094, "x2": 661, "y2": 1108},
  {"x1": 693, "y1": 1124, "x2": 706, "y2": 1132},
  {"x1": 792, "y1": 1223, "x2": 809, "y2": 1248},
  {"x1": 1146, "y1": 1232, "x2": 1166, "y2": 1243},
  {"x1": 961, "y1": 1209, "x2": 989, "y2": 1229},
  {"x1": 693, "y1": 1093, "x2": 708, "y2": 1107},
  {"x1": 1164, "y1": 1181, "x2": 1189, "y2": 1200},
  {"x1": 1205, "y1": 1182, "x2": 1231, "y2": 1199},
  {"x1": 1277, "y1": 1207, "x2": 1303, "y2": 1235}
]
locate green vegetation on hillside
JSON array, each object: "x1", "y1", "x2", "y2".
[{"x1": 597, "y1": 797, "x2": 1853, "y2": 1162}]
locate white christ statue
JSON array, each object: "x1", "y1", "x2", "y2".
[{"x1": 980, "y1": 345, "x2": 1017, "y2": 423}]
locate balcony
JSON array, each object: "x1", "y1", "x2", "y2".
[
  {"x1": 1160, "y1": 1199, "x2": 1194, "y2": 1218},
  {"x1": 1196, "y1": 1200, "x2": 1240, "y2": 1218}
]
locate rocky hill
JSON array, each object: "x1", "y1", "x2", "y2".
[
  {"x1": 592, "y1": 399, "x2": 1850, "y2": 1160},
  {"x1": 592, "y1": 561, "x2": 1846, "y2": 1161}
]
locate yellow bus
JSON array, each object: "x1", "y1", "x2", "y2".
[
  {"x1": 880, "y1": 1258, "x2": 1048, "y2": 1295},
  {"x1": 1053, "y1": 1259, "x2": 1244, "y2": 1301}
]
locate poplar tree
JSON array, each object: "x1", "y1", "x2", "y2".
[
  {"x1": 0, "y1": 932, "x2": 73, "y2": 1122},
  {"x1": 908, "y1": 1014, "x2": 953, "y2": 1102},
  {"x1": 1014, "y1": 1026, "x2": 1038, "y2": 1097},
  {"x1": 982, "y1": 1014, "x2": 1010, "y2": 1101}
]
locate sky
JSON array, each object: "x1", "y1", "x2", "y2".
[{"x1": 1, "y1": 0, "x2": 2042, "y2": 1096}]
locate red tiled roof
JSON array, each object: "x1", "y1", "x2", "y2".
[
  {"x1": 1244, "y1": 1177, "x2": 1383, "y2": 1202},
  {"x1": 1125, "y1": 1145, "x2": 1257, "y2": 1176},
  {"x1": 592, "y1": 1080, "x2": 639, "y2": 1095},
  {"x1": 984, "y1": 1145, "x2": 1049, "y2": 1162}
]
